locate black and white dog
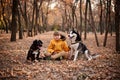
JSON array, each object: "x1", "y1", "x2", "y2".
[
  {"x1": 68, "y1": 30, "x2": 98, "y2": 61},
  {"x1": 26, "y1": 39, "x2": 43, "y2": 61}
]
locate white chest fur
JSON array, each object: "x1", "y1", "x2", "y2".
[
  {"x1": 33, "y1": 51, "x2": 38, "y2": 54},
  {"x1": 71, "y1": 43, "x2": 79, "y2": 50}
]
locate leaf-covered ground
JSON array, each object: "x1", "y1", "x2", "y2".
[{"x1": 0, "y1": 31, "x2": 120, "y2": 80}]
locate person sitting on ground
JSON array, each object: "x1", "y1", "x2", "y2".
[{"x1": 44, "y1": 31, "x2": 70, "y2": 60}]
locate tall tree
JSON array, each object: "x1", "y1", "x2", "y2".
[
  {"x1": 1, "y1": 0, "x2": 9, "y2": 33},
  {"x1": 88, "y1": 0, "x2": 99, "y2": 46},
  {"x1": 115, "y1": 0, "x2": 120, "y2": 53},
  {"x1": 18, "y1": 4, "x2": 23, "y2": 39},
  {"x1": 103, "y1": 0, "x2": 111, "y2": 46},
  {"x1": 31, "y1": 0, "x2": 36, "y2": 37},
  {"x1": 84, "y1": 0, "x2": 88, "y2": 40},
  {"x1": 79, "y1": 0, "x2": 83, "y2": 37},
  {"x1": 10, "y1": 0, "x2": 18, "y2": 41},
  {"x1": 99, "y1": 0, "x2": 103, "y2": 35},
  {"x1": 24, "y1": 1, "x2": 29, "y2": 37}
]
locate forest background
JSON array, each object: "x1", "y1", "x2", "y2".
[{"x1": 0, "y1": 0, "x2": 120, "y2": 79}]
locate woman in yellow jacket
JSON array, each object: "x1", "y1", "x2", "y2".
[{"x1": 45, "y1": 31, "x2": 70, "y2": 60}]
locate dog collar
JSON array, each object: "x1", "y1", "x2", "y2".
[
  {"x1": 30, "y1": 49, "x2": 39, "y2": 51},
  {"x1": 71, "y1": 42, "x2": 77, "y2": 44},
  {"x1": 71, "y1": 41, "x2": 82, "y2": 44}
]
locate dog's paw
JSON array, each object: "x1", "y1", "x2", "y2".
[
  {"x1": 88, "y1": 58, "x2": 92, "y2": 61},
  {"x1": 34, "y1": 60, "x2": 38, "y2": 63},
  {"x1": 73, "y1": 58, "x2": 77, "y2": 61},
  {"x1": 88, "y1": 56, "x2": 93, "y2": 61}
]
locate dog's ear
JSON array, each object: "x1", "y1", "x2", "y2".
[
  {"x1": 38, "y1": 40, "x2": 43, "y2": 44},
  {"x1": 40, "y1": 40, "x2": 43, "y2": 44},
  {"x1": 33, "y1": 39, "x2": 38, "y2": 44},
  {"x1": 60, "y1": 34, "x2": 66, "y2": 41}
]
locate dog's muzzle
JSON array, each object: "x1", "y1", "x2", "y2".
[
  {"x1": 37, "y1": 46, "x2": 42, "y2": 50},
  {"x1": 68, "y1": 34, "x2": 74, "y2": 39}
]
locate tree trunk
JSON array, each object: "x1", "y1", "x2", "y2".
[
  {"x1": 103, "y1": 0, "x2": 111, "y2": 47},
  {"x1": 18, "y1": 6, "x2": 23, "y2": 39},
  {"x1": 45, "y1": 1, "x2": 50, "y2": 31},
  {"x1": 24, "y1": 1, "x2": 29, "y2": 37},
  {"x1": 71, "y1": 4, "x2": 76, "y2": 28},
  {"x1": 31, "y1": 0, "x2": 35, "y2": 36},
  {"x1": 18, "y1": 0, "x2": 29, "y2": 37},
  {"x1": 84, "y1": 0, "x2": 88, "y2": 40},
  {"x1": 108, "y1": 0, "x2": 112, "y2": 36},
  {"x1": 74, "y1": 12, "x2": 78, "y2": 30},
  {"x1": 35, "y1": 0, "x2": 39, "y2": 35},
  {"x1": 79, "y1": 0, "x2": 83, "y2": 37},
  {"x1": 99, "y1": 0, "x2": 103, "y2": 35},
  {"x1": 115, "y1": 0, "x2": 120, "y2": 53},
  {"x1": 88, "y1": 0, "x2": 99, "y2": 46},
  {"x1": 1, "y1": 0, "x2": 8, "y2": 33},
  {"x1": 10, "y1": 0, "x2": 18, "y2": 41}
]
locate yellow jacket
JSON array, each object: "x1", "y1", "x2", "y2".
[{"x1": 47, "y1": 39, "x2": 70, "y2": 54}]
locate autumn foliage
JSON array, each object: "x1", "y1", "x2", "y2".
[{"x1": 0, "y1": 31, "x2": 120, "y2": 80}]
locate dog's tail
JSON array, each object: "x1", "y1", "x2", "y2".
[
  {"x1": 85, "y1": 51, "x2": 100, "y2": 61},
  {"x1": 91, "y1": 53, "x2": 100, "y2": 59}
]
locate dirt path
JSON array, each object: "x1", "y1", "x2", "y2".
[{"x1": 0, "y1": 31, "x2": 120, "y2": 80}]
